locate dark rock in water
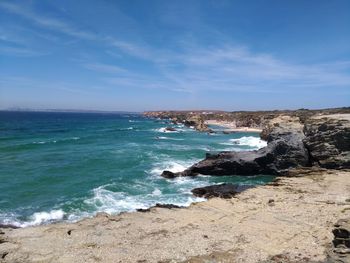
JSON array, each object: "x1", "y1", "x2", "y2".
[
  {"x1": 156, "y1": 112, "x2": 350, "y2": 179},
  {"x1": 191, "y1": 183, "x2": 252, "y2": 199},
  {"x1": 184, "y1": 115, "x2": 211, "y2": 132},
  {"x1": 303, "y1": 117, "x2": 350, "y2": 169},
  {"x1": 164, "y1": 127, "x2": 177, "y2": 132},
  {"x1": 162, "y1": 122, "x2": 310, "y2": 178},
  {"x1": 161, "y1": 170, "x2": 178, "y2": 179}
]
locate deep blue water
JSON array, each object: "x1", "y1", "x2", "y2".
[{"x1": 0, "y1": 111, "x2": 271, "y2": 227}]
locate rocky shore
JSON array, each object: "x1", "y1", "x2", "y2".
[
  {"x1": 157, "y1": 110, "x2": 350, "y2": 179},
  {"x1": 1, "y1": 108, "x2": 349, "y2": 263},
  {"x1": 1, "y1": 169, "x2": 349, "y2": 262}
]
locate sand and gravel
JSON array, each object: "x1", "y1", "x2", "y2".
[{"x1": 205, "y1": 120, "x2": 263, "y2": 133}]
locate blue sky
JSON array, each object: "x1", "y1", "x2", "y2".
[{"x1": 0, "y1": 0, "x2": 349, "y2": 111}]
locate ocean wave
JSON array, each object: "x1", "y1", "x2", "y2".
[
  {"x1": 33, "y1": 137, "x2": 80, "y2": 145},
  {"x1": 83, "y1": 185, "x2": 205, "y2": 215},
  {"x1": 155, "y1": 127, "x2": 178, "y2": 133},
  {"x1": 229, "y1": 136, "x2": 267, "y2": 149},
  {"x1": 157, "y1": 136, "x2": 184, "y2": 141},
  {"x1": 0, "y1": 209, "x2": 65, "y2": 228},
  {"x1": 149, "y1": 159, "x2": 199, "y2": 176}
]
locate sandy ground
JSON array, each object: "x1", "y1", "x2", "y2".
[
  {"x1": 313, "y1": 113, "x2": 350, "y2": 121},
  {"x1": 205, "y1": 120, "x2": 262, "y2": 133},
  {"x1": 1, "y1": 169, "x2": 349, "y2": 263}
]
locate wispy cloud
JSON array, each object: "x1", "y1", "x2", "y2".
[
  {"x1": 0, "y1": 2, "x2": 96, "y2": 40},
  {"x1": 0, "y1": 2, "x2": 153, "y2": 59},
  {"x1": 83, "y1": 63, "x2": 127, "y2": 74},
  {"x1": 0, "y1": 46, "x2": 48, "y2": 57}
]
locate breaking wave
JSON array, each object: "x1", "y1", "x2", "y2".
[{"x1": 229, "y1": 136, "x2": 267, "y2": 149}]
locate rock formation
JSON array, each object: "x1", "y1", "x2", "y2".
[
  {"x1": 159, "y1": 112, "x2": 350, "y2": 179},
  {"x1": 161, "y1": 116, "x2": 311, "y2": 178},
  {"x1": 191, "y1": 183, "x2": 252, "y2": 198},
  {"x1": 303, "y1": 116, "x2": 350, "y2": 169},
  {"x1": 327, "y1": 218, "x2": 350, "y2": 262}
]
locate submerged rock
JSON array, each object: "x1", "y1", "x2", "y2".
[
  {"x1": 164, "y1": 127, "x2": 177, "y2": 132},
  {"x1": 191, "y1": 183, "x2": 252, "y2": 199}
]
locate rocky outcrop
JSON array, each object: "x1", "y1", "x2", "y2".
[
  {"x1": 164, "y1": 127, "x2": 177, "y2": 132},
  {"x1": 191, "y1": 183, "x2": 252, "y2": 198},
  {"x1": 303, "y1": 116, "x2": 350, "y2": 169},
  {"x1": 183, "y1": 115, "x2": 212, "y2": 132},
  {"x1": 327, "y1": 218, "x2": 350, "y2": 262},
  {"x1": 161, "y1": 116, "x2": 311, "y2": 178},
  {"x1": 160, "y1": 112, "x2": 350, "y2": 179}
]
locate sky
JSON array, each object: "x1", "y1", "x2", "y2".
[{"x1": 0, "y1": 0, "x2": 349, "y2": 112}]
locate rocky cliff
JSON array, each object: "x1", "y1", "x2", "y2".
[{"x1": 155, "y1": 110, "x2": 350, "y2": 179}]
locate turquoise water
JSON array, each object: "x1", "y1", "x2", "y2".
[{"x1": 0, "y1": 111, "x2": 272, "y2": 227}]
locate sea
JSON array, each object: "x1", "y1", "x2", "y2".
[{"x1": 0, "y1": 111, "x2": 272, "y2": 227}]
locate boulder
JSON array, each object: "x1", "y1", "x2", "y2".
[
  {"x1": 164, "y1": 127, "x2": 177, "y2": 132},
  {"x1": 191, "y1": 183, "x2": 252, "y2": 198}
]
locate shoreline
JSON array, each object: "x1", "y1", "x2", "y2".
[
  {"x1": 205, "y1": 120, "x2": 263, "y2": 133},
  {"x1": 1, "y1": 169, "x2": 349, "y2": 262},
  {"x1": 1, "y1": 109, "x2": 349, "y2": 262}
]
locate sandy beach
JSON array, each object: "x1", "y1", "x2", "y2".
[
  {"x1": 1, "y1": 168, "x2": 349, "y2": 262},
  {"x1": 205, "y1": 120, "x2": 263, "y2": 133}
]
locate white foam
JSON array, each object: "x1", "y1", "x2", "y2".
[
  {"x1": 229, "y1": 136, "x2": 267, "y2": 149},
  {"x1": 157, "y1": 136, "x2": 184, "y2": 141},
  {"x1": 33, "y1": 137, "x2": 80, "y2": 145},
  {"x1": 155, "y1": 127, "x2": 178, "y2": 133},
  {"x1": 6, "y1": 209, "x2": 66, "y2": 227},
  {"x1": 150, "y1": 161, "x2": 188, "y2": 176},
  {"x1": 84, "y1": 184, "x2": 206, "y2": 216},
  {"x1": 152, "y1": 188, "x2": 162, "y2": 196},
  {"x1": 33, "y1": 141, "x2": 46, "y2": 144}
]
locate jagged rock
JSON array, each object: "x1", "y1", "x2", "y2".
[
  {"x1": 184, "y1": 115, "x2": 211, "y2": 132},
  {"x1": 191, "y1": 183, "x2": 252, "y2": 198},
  {"x1": 165, "y1": 127, "x2": 177, "y2": 132},
  {"x1": 161, "y1": 117, "x2": 310, "y2": 178},
  {"x1": 327, "y1": 218, "x2": 350, "y2": 262},
  {"x1": 161, "y1": 170, "x2": 179, "y2": 179},
  {"x1": 303, "y1": 117, "x2": 350, "y2": 169}
]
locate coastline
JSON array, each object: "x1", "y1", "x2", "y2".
[
  {"x1": 205, "y1": 120, "x2": 263, "y2": 133},
  {"x1": 1, "y1": 169, "x2": 349, "y2": 262},
  {"x1": 1, "y1": 108, "x2": 350, "y2": 262}
]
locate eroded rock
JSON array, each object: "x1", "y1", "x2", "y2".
[
  {"x1": 161, "y1": 117, "x2": 310, "y2": 178},
  {"x1": 303, "y1": 117, "x2": 350, "y2": 169},
  {"x1": 191, "y1": 183, "x2": 252, "y2": 199}
]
